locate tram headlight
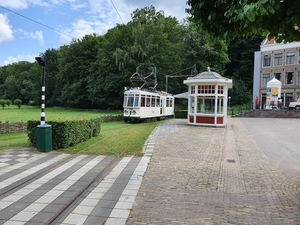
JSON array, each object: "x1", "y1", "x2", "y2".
[
  {"x1": 133, "y1": 110, "x2": 136, "y2": 115},
  {"x1": 124, "y1": 110, "x2": 128, "y2": 115}
]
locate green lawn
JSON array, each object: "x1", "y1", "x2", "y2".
[
  {"x1": 0, "y1": 105, "x2": 120, "y2": 122},
  {"x1": 57, "y1": 121, "x2": 162, "y2": 156},
  {"x1": 0, "y1": 106, "x2": 165, "y2": 156},
  {"x1": 0, "y1": 133, "x2": 31, "y2": 151}
]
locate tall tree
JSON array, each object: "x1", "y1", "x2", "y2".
[
  {"x1": 114, "y1": 6, "x2": 187, "y2": 94},
  {"x1": 226, "y1": 36, "x2": 263, "y2": 79},
  {"x1": 43, "y1": 48, "x2": 60, "y2": 107},
  {"x1": 180, "y1": 20, "x2": 229, "y2": 74},
  {"x1": 57, "y1": 34, "x2": 100, "y2": 108},
  {"x1": 186, "y1": 0, "x2": 300, "y2": 42},
  {"x1": 2, "y1": 61, "x2": 38, "y2": 103}
]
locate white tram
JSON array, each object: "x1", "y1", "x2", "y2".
[{"x1": 123, "y1": 88, "x2": 174, "y2": 122}]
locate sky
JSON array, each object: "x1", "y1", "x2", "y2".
[{"x1": 0, "y1": 0, "x2": 189, "y2": 66}]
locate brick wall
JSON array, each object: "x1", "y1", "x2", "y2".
[{"x1": 0, "y1": 121, "x2": 27, "y2": 134}]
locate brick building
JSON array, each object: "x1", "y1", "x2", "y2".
[{"x1": 253, "y1": 39, "x2": 300, "y2": 109}]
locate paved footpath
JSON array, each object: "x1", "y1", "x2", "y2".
[
  {"x1": 127, "y1": 118, "x2": 300, "y2": 225},
  {"x1": 1, "y1": 118, "x2": 300, "y2": 225}
]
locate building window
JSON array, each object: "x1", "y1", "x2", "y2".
[
  {"x1": 274, "y1": 73, "x2": 281, "y2": 82},
  {"x1": 286, "y1": 51, "x2": 295, "y2": 65},
  {"x1": 263, "y1": 54, "x2": 271, "y2": 67},
  {"x1": 298, "y1": 71, "x2": 300, "y2": 85},
  {"x1": 285, "y1": 72, "x2": 294, "y2": 84},
  {"x1": 190, "y1": 97, "x2": 195, "y2": 113},
  {"x1": 274, "y1": 53, "x2": 282, "y2": 66},
  {"x1": 262, "y1": 74, "x2": 270, "y2": 86},
  {"x1": 218, "y1": 85, "x2": 223, "y2": 94},
  {"x1": 198, "y1": 85, "x2": 215, "y2": 94},
  {"x1": 191, "y1": 86, "x2": 195, "y2": 94}
]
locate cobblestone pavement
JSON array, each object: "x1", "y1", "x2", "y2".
[{"x1": 126, "y1": 118, "x2": 300, "y2": 225}]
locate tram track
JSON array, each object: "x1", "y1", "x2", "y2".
[
  {"x1": 0, "y1": 154, "x2": 78, "y2": 197},
  {"x1": 0, "y1": 152, "x2": 143, "y2": 224},
  {"x1": 46, "y1": 156, "x2": 120, "y2": 225}
]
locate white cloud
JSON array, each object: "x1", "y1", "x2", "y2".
[
  {"x1": 70, "y1": 3, "x2": 86, "y2": 10},
  {"x1": 0, "y1": 0, "x2": 61, "y2": 10},
  {"x1": 58, "y1": 17, "x2": 114, "y2": 46},
  {"x1": 0, "y1": 14, "x2": 14, "y2": 43},
  {"x1": 2, "y1": 54, "x2": 36, "y2": 66},
  {"x1": 113, "y1": 0, "x2": 189, "y2": 23},
  {"x1": 57, "y1": 0, "x2": 189, "y2": 46},
  {"x1": 16, "y1": 28, "x2": 44, "y2": 45},
  {"x1": 0, "y1": 0, "x2": 28, "y2": 10}
]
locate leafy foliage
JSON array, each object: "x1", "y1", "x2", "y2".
[
  {"x1": 0, "y1": 99, "x2": 6, "y2": 109},
  {"x1": 228, "y1": 79, "x2": 252, "y2": 106},
  {"x1": 5, "y1": 99, "x2": 12, "y2": 108},
  {"x1": 225, "y1": 36, "x2": 263, "y2": 91},
  {"x1": 186, "y1": 0, "x2": 300, "y2": 42},
  {"x1": 13, "y1": 99, "x2": 22, "y2": 108}
]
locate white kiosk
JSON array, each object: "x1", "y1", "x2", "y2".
[
  {"x1": 183, "y1": 67, "x2": 233, "y2": 127},
  {"x1": 265, "y1": 77, "x2": 281, "y2": 109}
]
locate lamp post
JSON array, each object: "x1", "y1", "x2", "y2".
[
  {"x1": 228, "y1": 96, "x2": 231, "y2": 108},
  {"x1": 35, "y1": 56, "x2": 52, "y2": 152},
  {"x1": 35, "y1": 56, "x2": 46, "y2": 125}
]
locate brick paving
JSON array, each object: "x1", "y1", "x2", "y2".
[{"x1": 126, "y1": 118, "x2": 300, "y2": 225}]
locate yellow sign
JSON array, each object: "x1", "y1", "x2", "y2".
[{"x1": 271, "y1": 87, "x2": 278, "y2": 96}]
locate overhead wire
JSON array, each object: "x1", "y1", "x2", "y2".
[
  {"x1": 0, "y1": 6, "x2": 76, "y2": 39},
  {"x1": 109, "y1": 0, "x2": 124, "y2": 25}
]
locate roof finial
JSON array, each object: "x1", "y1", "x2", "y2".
[{"x1": 207, "y1": 66, "x2": 211, "y2": 72}]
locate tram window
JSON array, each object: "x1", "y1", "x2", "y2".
[
  {"x1": 123, "y1": 95, "x2": 127, "y2": 106},
  {"x1": 141, "y1": 95, "x2": 145, "y2": 107},
  {"x1": 151, "y1": 96, "x2": 156, "y2": 107},
  {"x1": 170, "y1": 99, "x2": 173, "y2": 107},
  {"x1": 166, "y1": 98, "x2": 170, "y2": 107},
  {"x1": 146, "y1": 95, "x2": 150, "y2": 107},
  {"x1": 156, "y1": 97, "x2": 160, "y2": 107},
  {"x1": 134, "y1": 96, "x2": 139, "y2": 106},
  {"x1": 127, "y1": 95, "x2": 134, "y2": 107}
]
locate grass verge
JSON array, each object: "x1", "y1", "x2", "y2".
[
  {"x1": 0, "y1": 120, "x2": 165, "y2": 156},
  {"x1": 0, "y1": 133, "x2": 31, "y2": 151}
]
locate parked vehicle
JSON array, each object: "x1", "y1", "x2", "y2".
[{"x1": 289, "y1": 99, "x2": 300, "y2": 110}]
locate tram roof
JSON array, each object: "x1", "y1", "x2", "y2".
[{"x1": 124, "y1": 88, "x2": 173, "y2": 96}]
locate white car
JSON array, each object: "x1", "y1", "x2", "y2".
[{"x1": 289, "y1": 99, "x2": 300, "y2": 110}]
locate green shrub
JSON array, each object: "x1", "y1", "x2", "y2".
[
  {"x1": 27, "y1": 117, "x2": 101, "y2": 150},
  {"x1": 174, "y1": 110, "x2": 188, "y2": 118},
  {"x1": 0, "y1": 99, "x2": 6, "y2": 109},
  {"x1": 5, "y1": 99, "x2": 12, "y2": 108},
  {"x1": 14, "y1": 99, "x2": 22, "y2": 108}
]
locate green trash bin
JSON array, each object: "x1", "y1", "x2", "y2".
[{"x1": 36, "y1": 124, "x2": 52, "y2": 152}]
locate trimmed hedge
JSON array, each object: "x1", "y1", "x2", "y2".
[{"x1": 27, "y1": 117, "x2": 101, "y2": 150}]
